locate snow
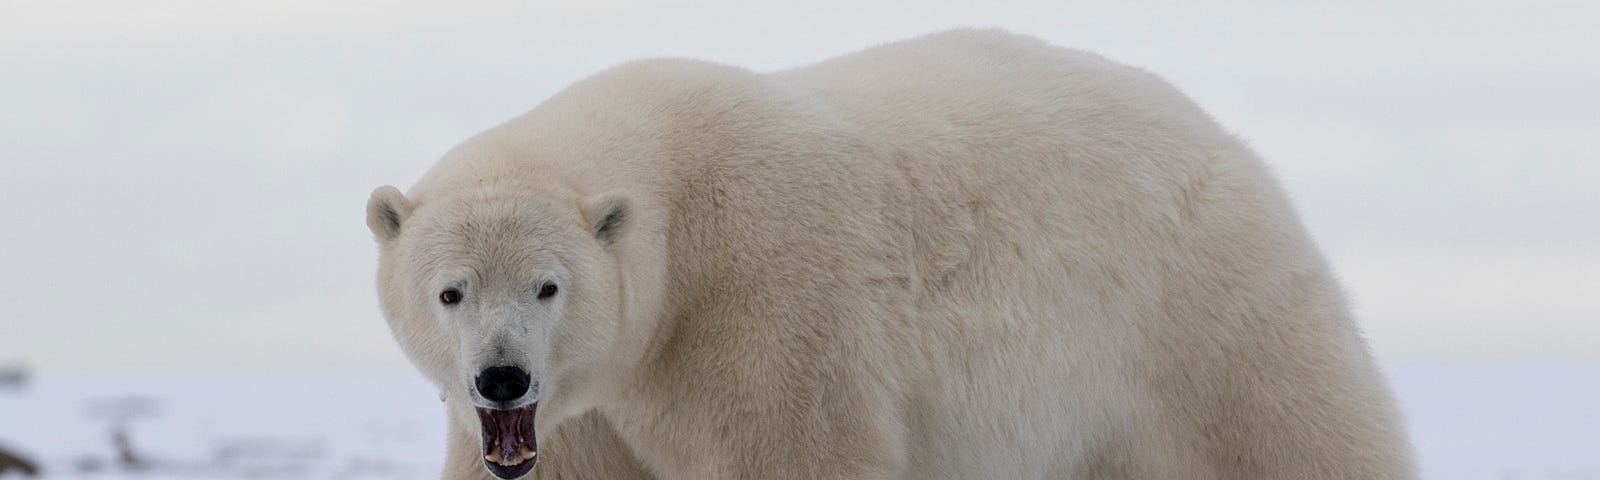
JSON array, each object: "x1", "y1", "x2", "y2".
[
  {"x1": 2, "y1": 365, "x2": 1597, "y2": 479},
  {"x1": 0, "y1": 372, "x2": 446, "y2": 479}
]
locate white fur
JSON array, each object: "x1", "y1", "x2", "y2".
[{"x1": 368, "y1": 29, "x2": 1415, "y2": 479}]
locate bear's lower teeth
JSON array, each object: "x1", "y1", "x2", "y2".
[{"x1": 486, "y1": 451, "x2": 524, "y2": 467}]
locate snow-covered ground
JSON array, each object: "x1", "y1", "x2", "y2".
[
  {"x1": 0, "y1": 372, "x2": 446, "y2": 479},
  {"x1": 2, "y1": 365, "x2": 1596, "y2": 479}
]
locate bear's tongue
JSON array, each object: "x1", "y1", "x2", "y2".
[{"x1": 477, "y1": 403, "x2": 537, "y2": 479}]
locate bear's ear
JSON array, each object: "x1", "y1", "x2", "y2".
[
  {"x1": 580, "y1": 191, "x2": 631, "y2": 245},
  {"x1": 367, "y1": 185, "x2": 413, "y2": 243}
]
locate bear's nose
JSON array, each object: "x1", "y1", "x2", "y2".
[{"x1": 475, "y1": 366, "x2": 532, "y2": 403}]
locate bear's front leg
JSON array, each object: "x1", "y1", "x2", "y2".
[
  {"x1": 607, "y1": 369, "x2": 908, "y2": 480},
  {"x1": 624, "y1": 403, "x2": 905, "y2": 479}
]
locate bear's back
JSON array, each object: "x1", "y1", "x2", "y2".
[{"x1": 767, "y1": 31, "x2": 1410, "y2": 478}]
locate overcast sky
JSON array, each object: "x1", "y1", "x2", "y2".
[{"x1": 2, "y1": 1, "x2": 1596, "y2": 374}]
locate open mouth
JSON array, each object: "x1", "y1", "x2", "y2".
[{"x1": 477, "y1": 402, "x2": 537, "y2": 479}]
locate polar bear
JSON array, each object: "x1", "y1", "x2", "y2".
[{"x1": 366, "y1": 29, "x2": 1415, "y2": 480}]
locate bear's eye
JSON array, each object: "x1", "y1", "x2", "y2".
[
  {"x1": 439, "y1": 288, "x2": 463, "y2": 306},
  {"x1": 537, "y1": 282, "x2": 559, "y2": 300}
]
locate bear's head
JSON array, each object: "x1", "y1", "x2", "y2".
[{"x1": 366, "y1": 183, "x2": 637, "y2": 479}]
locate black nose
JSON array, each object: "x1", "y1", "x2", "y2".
[{"x1": 475, "y1": 366, "x2": 532, "y2": 403}]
